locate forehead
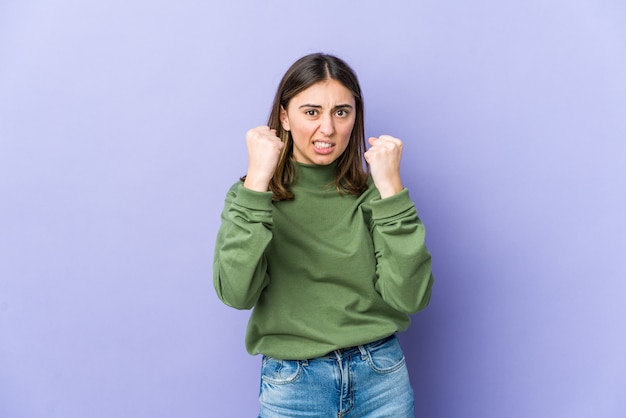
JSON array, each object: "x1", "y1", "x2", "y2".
[{"x1": 289, "y1": 79, "x2": 355, "y2": 106}]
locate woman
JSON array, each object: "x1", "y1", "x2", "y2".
[{"x1": 213, "y1": 53, "x2": 434, "y2": 417}]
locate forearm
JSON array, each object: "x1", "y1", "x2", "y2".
[
  {"x1": 213, "y1": 184, "x2": 274, "y2": 309},
  {"x1": 369, "y1": 189, "x2": 434, "y2": 313}
]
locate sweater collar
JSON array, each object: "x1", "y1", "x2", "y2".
[{"x1": 292, "y1": 160, "x2": 338, "y2": 189}]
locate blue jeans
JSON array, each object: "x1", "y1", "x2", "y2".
[{"x1": 258, "y1": 335, "x2": 414, "y2": 417}]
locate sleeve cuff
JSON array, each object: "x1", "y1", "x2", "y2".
[
  {"x1": 232, "y1": 183, "x2": 274, "y2": 211},
  {"x1": 369, "y1": 188, "x2": 415, "y2": 220}
]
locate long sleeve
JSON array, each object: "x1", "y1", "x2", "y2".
[
  {"x1": 368, "y1": 188, "x2": 434, "y2": 314},
  {"x1": 213, "y1": 183, "x2": 274, "y2": 310},
  {"x1": 215, "y1": 163, "x2": 435, "y2": 359}
]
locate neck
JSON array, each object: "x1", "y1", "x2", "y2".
[{"x1": 292, "y1": 160, "x2": 338, "y2": 189}]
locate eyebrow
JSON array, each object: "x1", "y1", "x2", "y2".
[{"x1": 298, "y1": 104, "x2": 354, "y2": 109}]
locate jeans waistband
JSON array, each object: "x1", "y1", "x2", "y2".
[{"x1": 323, "y1": 334, "x2": 395, "y2": 359}]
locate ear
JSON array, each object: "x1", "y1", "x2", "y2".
[{"x1": 280, "y1": 106, "x2": 290, "y2": 131}]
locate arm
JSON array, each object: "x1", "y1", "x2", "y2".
[
  {"x1": 212, "y1": 183, "x2": 274, "y2": 309},
  {"x1": 369, "y1": 189, "x2": 434, "y2": 314},
  {"x1": 213, "y1": 126, "x2": 283, "y2": 309}
]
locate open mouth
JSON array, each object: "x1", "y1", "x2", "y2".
[{"x1": 314, "y1": 141, "x2": 334, "y2": 151}]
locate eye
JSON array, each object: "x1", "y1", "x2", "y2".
[
  {"x1": 304, "y1": 109, "x2": 318, "y2": 116},
  {"x1": 336, "y1": 109, "x2": 350, "y2": 118}
]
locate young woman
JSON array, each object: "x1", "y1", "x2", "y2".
[{"x1": 213, "y1": 53, "x2": 434, "y2": 417}]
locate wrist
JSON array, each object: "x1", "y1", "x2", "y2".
[
  {"x1": 243, "y1": 174, "x2": 271, "y2": 192},
  {"x1": 376, "y1": 180, "x2": 403, "y2": 199}
]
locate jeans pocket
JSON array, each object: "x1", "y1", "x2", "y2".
[
  {"x1": 365, "y1": 337, "x2": 406, "y2": 374},
  {"x1": 261, "y1": 356, "x2": 303, "y2": 385}
]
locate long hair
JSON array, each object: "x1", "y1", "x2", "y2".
[{"x1": 263, "y1": 53, "x2": 369, "y2": 201}]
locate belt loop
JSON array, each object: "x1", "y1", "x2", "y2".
[{"x1": 357, "y1": 344, "x2": 368, "y2": 360}]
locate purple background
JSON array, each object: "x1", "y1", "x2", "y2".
[{"x1": 1, "y1": 1, "x2": 625, "y2": 417}]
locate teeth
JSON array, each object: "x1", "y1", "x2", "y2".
[{"x1": 315, "y1": 142, "x2": 332, "y2": 149}]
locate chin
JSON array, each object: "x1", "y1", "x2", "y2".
[{"x1": 311, "y1": 156, "x2": 338, "y2": 165}]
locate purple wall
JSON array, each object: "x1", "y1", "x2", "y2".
[{"x1": 1, "y1": 1, "x2": 625, "y2": 417}]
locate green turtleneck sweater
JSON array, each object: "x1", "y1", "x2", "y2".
[{"x1": 213, "y1": 162, "x2": 433, "y2": 360}]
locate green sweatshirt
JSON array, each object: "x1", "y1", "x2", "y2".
[{"x1": 213, "y1": 161, "x2": 433, "y2": 360}]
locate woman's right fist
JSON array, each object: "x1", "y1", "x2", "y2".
[{"x1": 243, "y1": 126, "x2": 284, "y2": 192}]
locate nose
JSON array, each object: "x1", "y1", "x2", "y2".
[{"x1": 319, "y1": 113, "x2": 335, "y2": 137}]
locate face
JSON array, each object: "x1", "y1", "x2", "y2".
[{"x1": 280, "y1": 79, "x2": 356, "y2": 165}]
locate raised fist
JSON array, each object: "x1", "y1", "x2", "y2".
[
  {"x1": 243, "y1": 126, "x2": 284, "y2": 192},
  {"x1": 364, "y1": 135, "x2": 404, "y2": 198}
]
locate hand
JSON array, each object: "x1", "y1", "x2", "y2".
[
  {"x1": 243, "y1": 126, "x2": 284, "y2": 192},
  {"x1": 364, "y1": 135, "x2": 404, "y2": 198}
]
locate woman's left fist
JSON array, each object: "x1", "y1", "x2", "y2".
[{"x1": 364, "y1": 135, "x2": 404, "y2": 198}]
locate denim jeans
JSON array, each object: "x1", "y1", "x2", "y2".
[{"x1": 258, "y1": 335, "x2": 414, "y2": 417}]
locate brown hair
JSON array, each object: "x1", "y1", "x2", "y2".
[{"x1": 261, "y1": 53, "x2": 369, "y2": 201}]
